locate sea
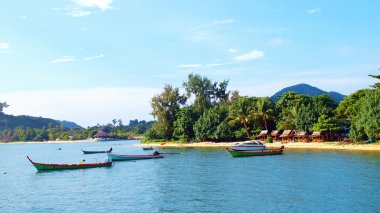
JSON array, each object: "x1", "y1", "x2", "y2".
[{"x1": 0, "y1": 140, "x2": 379, "y2": 213}]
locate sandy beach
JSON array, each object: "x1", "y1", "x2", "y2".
[{"x1": 141, "y1": 141, "x2": 380, "y2": 152}]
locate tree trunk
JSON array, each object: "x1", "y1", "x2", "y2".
[{"x1": 243, "y1": 121, "x2": 250, "y2": 138}]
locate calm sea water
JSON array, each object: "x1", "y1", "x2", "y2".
[{"x1": 0, "y1": 140, "x2": 379, "y2": 213}]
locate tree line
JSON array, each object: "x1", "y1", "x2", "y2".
[
  {"x1": 144, "y1": 72, "x2": 380, "y2": 143},
  {"x1": 0, "y1": 114, "x2": 154, "y2": 142}
]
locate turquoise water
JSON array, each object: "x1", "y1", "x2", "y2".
[{"x1": 1, "y1": 140, "x2": 380, "y2": 213}]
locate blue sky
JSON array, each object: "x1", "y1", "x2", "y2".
[{"x1": 0, "y1": 0, "x2": 379, "y2": 127}]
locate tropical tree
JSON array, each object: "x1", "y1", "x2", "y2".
[
  {"x1": 173, "y1": 107, "x2": 198, "y2": 142},
  {"x1": 183, "y1": 74, "x2": 230, "y2": 115},
  {"x1": 228, "y1": 96, "x2": 256, "y2": 138},
  {"x1": 351, "y1": 89, "x2": 380, "y2": 141},
  {"x1": 369, "y1": 69, "x2": 380, "y2": 89},
  {"x1": 150, "y1": 84, "x2": 187, "y2": 139},
  {"x1": 194, "y1": 106, "x2": 229, "y2": 141},
  {"x1": 254, "y1": 97, "x2": 276, "y2": 130},
  {"x1": 0, "y1": 102, "x2": 9, "y2": 113}
]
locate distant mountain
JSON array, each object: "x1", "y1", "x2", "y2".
[
  {"x1": 270, "y1": 83, "x2": 346, "y2": 103},
  {"x1": 0, "y1": 114, "x2": 82, "y2": 130},
  {"x1": 56, "y1": 120, "x2": 83, "y2": 129}
]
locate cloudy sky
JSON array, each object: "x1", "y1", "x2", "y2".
[{"x1": 0, "y1": 0, "x2": 379, "y2": 127}]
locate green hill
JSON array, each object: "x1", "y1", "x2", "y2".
[
  {"x1": 270, "y1": 83, "x2": 346, "y2": 103},
  {"x1": 0, "y1": 114, "x2": 82, "y2": 130}
]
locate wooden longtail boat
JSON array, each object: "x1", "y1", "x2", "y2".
[
  {"x1": 142, "y1": 147, "x2": 154, "y2": 151},
  {"x1": 27, "y1": 156, "x2": 112, "y2": 171},
  {"x1": 82, "y1": 147, "x2": 112, "y2": 154},
  {"x1": 107, "y1": 152, "x2": 163, "y2": 161},
  {"x1": 226, "y1": 146, "x2": 285, "y2": 157}
]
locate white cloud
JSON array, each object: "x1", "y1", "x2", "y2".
[
  {"x1": 233, "y1": 50, "x2": 265, "y2": 62},
  {"x1": 0, "y1": 42, "x2": 10, "y2": 49},
  {"x1": 228, "y1": 48, "x2": 238, "y2": 53},
  {"x1": 0, "y1": 87, "x2": 157, "y2": 127},
  {"x1": 84, "y1": 54, "x2": 104, "y2": 61},
  {"x1": 67, "y1": 10, "x2": 92, "y2": 17},
  {"x1": 50, "y1": 56, "x2": 76, "y2": 64},
  {"x1": 177, "y1": 64, "x2": 202, "y2": 68},
  {"x1": 307, "y1": 8, "x2": 322, "y2": 14},
  {"x1": 73, "y1": 0, "x2": 113, "y2": 11}
]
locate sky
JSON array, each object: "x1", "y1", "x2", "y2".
[{"x1": 0, "y1": 0, "x2": 379, "y2": 127}]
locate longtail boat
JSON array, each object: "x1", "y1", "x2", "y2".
[
  {"x1": 142, "y1": 147, "x2": 154, "y2": 151},
  {"x1": 226, "y1": 146, "x2": 285, "y2": 158},
  {"x1": 82, "y1": 147, "x2": 112, "y2": 154},
  {"x1": 27, "y1": 156, "x2": 112, "y2": 171},
  {"x1": 107, "y1": 152, "x2": 163, "y2": 161}
]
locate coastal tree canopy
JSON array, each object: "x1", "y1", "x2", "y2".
[
  {"x1": 183, "y1": 74, "x2": 230, "y2": 115},
  {"x1": 0, "y1": 102, "x2": 9, "y2": 113},
  {"x1": 150, "y1": 84, "x2": 187, "y2": 139}
]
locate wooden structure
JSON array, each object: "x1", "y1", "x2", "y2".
[
  {"x1": 270, "y1": 130, "x2": 283, "y2": 141},
  {"x1": 294, "y1": 131, "x2": 309, "y2": 142},
  {"x1": 279, "y1": 130, "x2": 295, "y2": 142},
  {"x1": 309, "y1": 131, "x2": 326, "y2": 142},
  {"x1": 94, "y1": 129, "x2": 109, "y2": 139},
  {"x1": 257, "y1": 130, "x2": 270, "y2": 141}
]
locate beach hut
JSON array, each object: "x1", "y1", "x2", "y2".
[
  {"x1": 294, "y1": 131, "x2": 309, "y2": 142},
  {"x1": 309, "y1": 131, "x2": 326, "y2": 142},
  {"x1": 270, "y1": 130, "x2": 283, "y2": 141},
  {"x1": 279, "y1": 130, "x2": 295, "y2": 142},
  {"x1": 94, "y1": 129, "x2": 109, "y2": 139},
  {"x1": 257, "y1": 130, "x2": 270, "y2": 141}
]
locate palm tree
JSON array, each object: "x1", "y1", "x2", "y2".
[
  {"x1": 255, "y1": 98, "x2": 275, "y2": 130},
  {"x1": 228, "y1": 97, "x2": 256, "y2": 138}
]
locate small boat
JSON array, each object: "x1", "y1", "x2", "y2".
[
  {"x1": 107, "y1": 152, "x2": 163, "y2": 161},
  {"x1": 27, "y1": 156, "x2": 112, "y2": 171},
  {"x1": 230, "y1": 140, "x2": 266, "y2": 151},
  {"x1": 226, "y1": 146, "x2": 285, "y2": 158},
  {"x1": 82, "y1": 147, "x2": 112, "y2": 154},
  {"x1": 142, "y1": 147, "x2": 154, "y2": 151}
]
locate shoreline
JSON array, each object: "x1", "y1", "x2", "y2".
[
  {"x1": 141, "y1": 142, "x2": 380, "y2": 152},
  {"x1": 0, "y1": 139, "x2": 98, "y2": 145}
]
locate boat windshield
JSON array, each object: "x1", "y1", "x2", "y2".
[{"x1": 243, "y1": 140, "x2": 263, "y2": 145}]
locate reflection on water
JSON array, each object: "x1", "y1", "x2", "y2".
[{"x1": 0, "y1": 141, "x2": 379, "y2": 212}]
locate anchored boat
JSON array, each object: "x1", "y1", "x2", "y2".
[
  {"x1": 226, "y1": 146, "x2": 285, "y2": 157},
  {"x1": 27, "y1": 156, "x2": 112, "y2": 171},
  {"x1": 230, "y1": 140, "x2": 266, "y2": 151},
  {"x1": 107, "y1": 152, "x2": 163, "y2": 161},
  {"x1": 82, "y1": 147, "x2": 112, "y2": 154}
]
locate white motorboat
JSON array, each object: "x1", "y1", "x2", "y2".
[{"x1": 230, "y1": 140, "x2": 266, "y2": 151}]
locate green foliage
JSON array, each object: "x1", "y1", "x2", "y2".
[
  {"x1": 369, "y1": 69, "x2": 380, "y2": 89},
  {"x1": 266, "y1": 137, "x2": 273, "y2": 143},
  {"x1": 228, "y1": 96, "x2": 257, "y2": 138},
  {"x1": 173, "y1": 107, "x2": 198, "y2": 142},
  {"x1": 276, "y1": 92, "x2": 337, "y2": 131},
  {"x1": 183, "y1": 74, "x2": 230, "y2": 114},
  {"x1": 0, "y1": 102, "x2": 9, "y2": 113},
  {"x1": 151, "y1": 84, "x2": 187, "y2": 139},
  {"x1": 254, "y1": 97, "x2": 276, "y2": 130},
  {"x1": 335, "y1": 89, "x2": 369, "y2": 120},
  {"x1": 351, "y1": 89, "x2": 380, "y2": 142},
  {"x1": 194, "y1": 106, "x2": 229, "y2": 141},
  {"x1": 312, "y1": 115, "x2": 344, "y2": 132}
]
